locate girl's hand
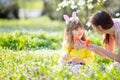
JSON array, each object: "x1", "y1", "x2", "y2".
[
  {"x1": 74, "y1": 40, "x2": 86, "y2": 49},
  {"x1": 62, "y1": 53, "x2": 69, "y2": 61},
  {"x1": 74, "y1": 40, "x2": 94, "y2": 51},
  {"x1": 71, "y1": 58, "x2": 84, "y2": 64}
]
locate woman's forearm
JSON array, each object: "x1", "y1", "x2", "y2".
[
  {"x1": 90, "y1": 44, "x2": 120, "y2": 62},
  {"x1": 92, "y1": 48, "x2": 107, "y2": 57}
]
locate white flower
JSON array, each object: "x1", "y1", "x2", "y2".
[
  {"x1": 116, "y1": 13, "x2": 120, "y2": 17},
  {"x1": 76, "y1": 10, "x2": 80, "y2": 13},
  {"x1": 58, "y1": 0, "x2": 68, "y2": 8},
  {"x1": 87, "y1": 4, "x2": 94, "y2": 9},
  {"x1": 103, "y1": 0, "x2": 107, "y2": 1},
  {"x1": 77, "y1": 0, "x2": 85, "y2": 6},
  {"x1": 86, "y1": 22, "x2": 91, "y2": 27},
  {"x1": 56, "y1": 7, "x2": 61, "y2": 11},
  {"x1": 98, "y1": 0, "x2": 102, "y2": 2},
  {"x1": 71, "y1": 5, "x2": 78, "y2": 9},
  {"x1": 87, "y1": 0, "x2": 93, "y2": 3}
]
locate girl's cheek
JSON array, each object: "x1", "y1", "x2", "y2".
[
  {"x1": 78, "y1": 35, "x2": 82, "y2": 39},
  {"x1": 78, "y1": 33, "x2": 83, "y2": 38}
]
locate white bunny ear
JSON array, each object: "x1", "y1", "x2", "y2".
[
  {"x1": 72, "y1": 11, "x2": 76, "y2": 19},
  {"x1": 63, "y1": 15, "x2": 70, "y2": 24}
]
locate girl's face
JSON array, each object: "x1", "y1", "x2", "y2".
[{"x1": 72, "y1": 27, "x2": 84, "y2": 39}]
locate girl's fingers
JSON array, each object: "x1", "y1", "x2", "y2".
[
  {"x1": 78, "y1": 40, "x2": 85, "y2": 46},
  {"x1": 74, "y1": 42, "x2": 78, "y2": 48},
  {"x1": 74, "y1": 40, "x2": 85, "y2": 49},
  {"x1": 80, "y1": 40, "x2": 85, "y2": 44},
  {"x1": 77, "y1": 41, "x2": 82, "y2": 47}
]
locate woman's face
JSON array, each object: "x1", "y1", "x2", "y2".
[
  {"x1": 72, "y1": 27, "x2": 84, "y2": 39},
  {"x1": 92, "y1": 24, "x2": 107, "y2": 34}
]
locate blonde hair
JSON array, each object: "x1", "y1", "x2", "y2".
[{"x1": 63, "y1": 20, "x2": 86, "y2": 52}]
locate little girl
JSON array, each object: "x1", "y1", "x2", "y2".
[{"x1": 60, "y1": 12, "x2": 94, "y2": 66}]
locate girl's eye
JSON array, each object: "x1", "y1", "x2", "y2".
[
  {"x1": 77, "y1": 29, "x2": 82, "y2": 32},
  {"x1": 76, "y1": 30, "x2": 78, "y2": 32},
  {"x1": 76, "y1": 29, "x2": 79, "y2": 31}
]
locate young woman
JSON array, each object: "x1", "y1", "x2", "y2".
[{"x1": 75, "y1": 11, "x2": 120, "y2": 63}]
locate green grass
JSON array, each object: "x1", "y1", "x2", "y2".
[
  {"x1": 0, "y1": 30, "x2": 103, "y2": 51},
  {"x1": 0, "y1": 16, "x2": 120, "y2": 80},
  {"x1": 0, "y1": 47, "x2": 120, "y2": 80},
  {"x1": 0, "y1": 30, "x2": 119, "y2": 80},
  {"x1": 18, "y1": 0, "x2": 44, "y2": 9},
  {"x1": 0, "y1": 31, "x2": 62, "y2": 50},
  {"x1": 86, "y1": 30, "x2": 103, "y2": 46},
  {"x1": 0, "y1": 16, "x2": 65, "y2": 32}
]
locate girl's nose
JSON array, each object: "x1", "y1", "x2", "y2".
[{"x1": 78, "y1": 32, "x2": 82, "y2": 35}]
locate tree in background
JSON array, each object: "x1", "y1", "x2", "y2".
[
  {"x1": 42, "y1": 0, "x2": 61, "y2": 20},
  {"x1": 56, "y1": 0, "x2": 107, "y2": 29},
  {"x1": 104, "y1": 0, "x2": 120, "y2": 18},
  {"x1": 0, "y1": 0, "x2": 19, "y2": 19}
]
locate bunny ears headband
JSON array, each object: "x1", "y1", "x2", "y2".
[{"x1": 63, "y1": 12, "x2": 79, "y2": 24}]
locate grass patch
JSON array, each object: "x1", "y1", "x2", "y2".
[
  {"x1": 0, "y1": 48, "x2": 119, "y2": 80},
  {"x1": 19, "y1": 0, "x2": 44, "y2": 9},
  {"x1": 0, "y1": 16, "x2": 65, "y2": 32},
  {"x1": 0, "y1": 31, "x2": 62, "y2": 50}
]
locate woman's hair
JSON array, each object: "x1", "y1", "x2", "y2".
[
  {"x1": 63, "y1": 19, "x2": 86, "y2": 52},
  {"x1": 90, "y1": 10, "x2": 114, "y2": 45}
]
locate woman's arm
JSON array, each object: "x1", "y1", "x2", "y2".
[
  {"x1": 89, "y1": 43, "x2": 120, "y2": 62},
  {"x1": 90, "y1": 46, "x2": 107, "y2": 57},
  {"x1": 104, "y1": 35, "x2": 114, "y2": 53},
  {"x1": 75, "y1": 40, "x2": 120, "y2": 62}
]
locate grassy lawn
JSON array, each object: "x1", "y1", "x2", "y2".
[
  {"x1": 0, "y1": 16, "x2": 120, "y2": 80},
  {"x1": 0, "y1": 16, "x2": 65, "y2": 33},
  {"x1": 0, "y1": 48, "x2": 120, "y2": 80},
  {"x1": 18, "y1": 0, "x2": 44, "y2": 10}
]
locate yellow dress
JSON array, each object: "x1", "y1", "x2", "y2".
[{"x1": 63, "y1": 46, "x2": 94, "y2": 65}]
